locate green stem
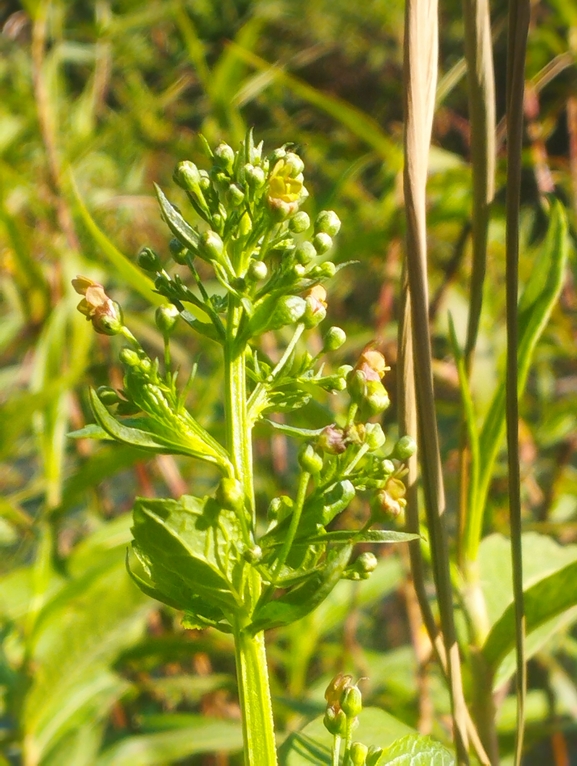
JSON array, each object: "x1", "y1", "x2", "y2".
[
  {"x1": 233, "y1": 620, "x2": 278, "y2": 766},
  {"x1": 332, "y1": 734, "x2": 342, "y2": 766},
  {"x1": 224, "y1": 294, "x2": 278, "y2": 765},
  {"x1": 268, "y1": 470, "x2": 310, "y2": 587}
]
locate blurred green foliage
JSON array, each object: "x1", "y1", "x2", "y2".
[{"x1": 0, "y1": 0, "x2": 576, "y2": 764}]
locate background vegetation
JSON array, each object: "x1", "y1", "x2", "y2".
[{"x1": 0, "y1": 0, "x2": 576, "y2": 764}]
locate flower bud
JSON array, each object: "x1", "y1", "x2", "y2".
[
  {"x1": 284, "y1": 152, "x2": 305, "y2": 177},
  {"x1": 364, "y1": 422, "x2": 386, "y2": 450},
  {"x1": 137, "y1": 247, "x2": 161, "y2": 272},
  {"x1": 347, "y1": 369, "x2": 368, "y2": 404},
  {"x1": 119, "y1": 347, "x2": 142, "y2": 368},
  {"x1": 316, "y1": 210, "x2": 341, "y2": 237},
  {"x1": 298, "y1": 443, "x2": 323, "y2": 474},
  {"x1": 155, "y1": 304, "x2": 179, "y2": 336},
  {"x1": 350, "y1": 742, "x2": 369, "y2": 766},
  {"x1": 310, "y1": 261, "x2": 336, "y2": 279},
  {"x1": 323, "y1": 707, "x2": 347, "y2": 737},
  {"x1": 267, "y1": 158, "x2": 305, "y2": 219},
  {"x1": 325, "y1": 673, "x2": 353, "y2": 708},
  {"x1": 97, "y1": 386, "x2": 120, "y2": 405},
  {"x1": 199, "y1": 230, "x2": 224, "y2": 262},
  {"x1": 317, "y1": 425, "x2": 347, "y2": 455},
  {"x1": 214, "y1": 142, "x2": 235, "y2": 172},
  {"x1": 173, "y1": 160, "x2": 202, "y2": 189},
  {"x1": 355, "y1": 346, "x2": 388, "y2": 381},
  {"x1": 267, "y1": 295, "x2": 307, "y2": 330},
  {"x1": 289, "y1": 211, "x2": 311, "y2": 233},
  {"x1": 215, "y1": 477, "x2": 244, "y2": 511},
  {"x1": 295, "y1": 241, "x2": 317, "y2": 264},
  {"x1": 242, "y1": 544, "x2": 263, "y2": 563},
  {"x1": 392, "y1": 435, "x2": 417, "y2": 460},
  {"x1": 323, "y1": 326, "x2": 346, "y2": 351},
  {"x1": 169, "y1": 238, "x2": 189, "y2": 264},
  {"x1": 303, "y1": 284, "x2": 327, "y2": 328},
  {"x1": 313, "y1": 232, "x2": 333, "y2": 254},
  {"x1": 361, "y1": 380, "x2": 390, "y2": 417},
  {"x1": 355, "y1": 552, "x2": 378, "y2": 578},
  {"x1": 247, "y1": 260, "x2": 268, "y2": 281},
  {"x1": 244, "y1": 163, "x2": 266, "y2": 189},
  {"x1": 227, "y1": 183, "x2": 245, "y2": 206},
  {"x1": 341, "y1": 684, "x2": 363, "y2": 718}
]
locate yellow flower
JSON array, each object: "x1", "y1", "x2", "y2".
[{"x1": 72, "y1": 276, "x2": 123, "y2": 336}]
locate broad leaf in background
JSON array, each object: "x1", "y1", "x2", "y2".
[{"x1": 479, "y1": 533, "x2": 577, "y2": 687}]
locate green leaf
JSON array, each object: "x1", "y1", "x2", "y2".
[
  {"x1": 68, "y1": 171, "x2": 162, "y2": 306},
  {"x1": 375, "y1": 734, "x2": 455, "y2": 765},
  {"x1": 89, "y1": 389, "x2": 231, "y2": 470},
  {"x1": 95, "y1": 716, "x2": 243, "y2": 766},
  {"x1": 131, "y1": 494, "x2": 244, "y2": 614},
  {"x1": 154, "y1": 184, "x2": 201, "y2": 253},
  {"x1": 474, "y1": 200, "x2": 569, "y2": 535},
  {"x1": 479, "y1": 533, "x2": 577, "y2": 686},
  {"x1": 67, "y1": 424, "x2": 113, "y2": 440},
  {"x1": 299, "y1": 529, "x2": 420, "y2": 545},
  {"x1": 279, "y1": 707, "x2": 415, "y2": 765},
  {"x1": 249, "y1": 544, "x2": 353, "y2": 632}
]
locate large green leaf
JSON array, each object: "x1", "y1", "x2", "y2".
[
  {"x1": 375, "y1": 734, "x2": 455, "y2": 765},
  {"x1": 95, "y1": 716, "x2": 243, "y2": 766},
  {"x1": 131, "y1": 494, "x2": 244, "y2": 614},
  {"x1": 479, "y1": 533, "x2": 577, "y2": 686}
]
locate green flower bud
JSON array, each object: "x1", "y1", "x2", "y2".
[
  {"x1": 212, "y1": 170, "x2": 230, "y2": 193},
  {"x1": 269, "y1": 147, "x2": 287, "y2": 163},
  {"x1": 295, "y1": 241, "x2": 317, "y2": 264},
  {"x1": 371, "y1": 477, "x2": 407, "y2": 519},
  {"x1": 355, "y1": 552, "x2": 378, "y2": 578},
  {"x1": 350, "y1": 742, "x2": 369, "y2": 766},
  {"x1": 380, "y1": 459, "x2": 395, "y2": 475},
  {"x1": 313, "y1": 232, "x2": 333, "y2": 254},
  {"x1": 199, "y1": 230, "x2": 224, "y2": 261},
  {"x1": 155, "y1": 304, "x2": 179, "y2": 336},
  {"x1": 215, "y1": 477, "x2": 244, "y2": 511},
  {"x1": 244, "y1": 163, "x2": 266, "y2": 188},
  {"x1": 361, "y1": 380, "x2": 390, "y2": 417},
  {"x1": 247, "y1": 260, "x2": 268, "y2": 281},
  {"x1": 284, "y1": 152, "x2": 305, "y2": 177},
  {"x1": 73, "y1": 276, "x2": 124, "y2": 336},
  {"x1": 173, "y1": 160, "x2": 202, "y2": 190},
  {"x1": 323, "y1": 326, "x2": 346, "y2": 351},
  {"x1": 323, "y1": 707, "x2": 347, "y2": 737},
  {"x1": 392, "y1": 435, "x2": 417, "y2": 460},
  {"x1": 291, "y1": 263, "x2": 306, "y2": 279},
  {"x1": 214, "y1": 142, "x2": 235, "y2": 172},
  {"x1": 267, "y1": 295, "x2": 307, "y2": 330},
  {"x1": 310, "y1": 261, "x2": 336, "y2": 279},
  {"x1": 289, "y1": 211, "x2": 311, "y2": 233},
  {"x1": 119, "y1": 347, "x2": 141, "y2": 368},
  {"x1": 137, "y1": 247, "x2": 161, "y2": 272},
  {"x1": 364, "y1": 422, "x2": 386, "y2": 451},
  {"x1": 97, "y1": 386, "x2": 120, "y2": 405},
  {"x1": 169, "y1": 238, "x2": 189, "y2": 264},
  {"x1": 199, "y1": 170, "x2": 211, "y2": 191},
  {"x1": 227, "y1": 183, "x2": 245, "y2": 206},
  {"x1": 347, "y1": 369, "x2": 368, "y2": 404},
  {"x1": 325, "y1": 673, "x2": 353, "y2": 707},
  {"x1": 316, "y1": 209, "x2": 341, "y2": 237},
  {"x1": 341, "y1": 684, "x2": 363, "y2": 718},
  {"x1": 298, "y1": 443, "x2": 324, "y2": 474}
]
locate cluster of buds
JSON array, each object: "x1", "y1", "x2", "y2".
[
  {"x1": 323, "y1": 675, "x2": 385, "y2": 765},
  {"x1": 72, "y1": 277, "x2": 124, "y2": 336}
]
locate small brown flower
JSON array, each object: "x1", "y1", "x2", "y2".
[{"x1": 72, "y1": 276, "x2": 123, "y2": 336}]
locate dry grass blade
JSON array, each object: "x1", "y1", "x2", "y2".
[
  {"x1": 401, "y1": 0, "x2": 470, "y2": 761},
  {"x1": 505, "y1": 1, "x2": 531, "y2": 764}
]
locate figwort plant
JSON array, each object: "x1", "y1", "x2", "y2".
[{"x1": 72, "y1": 130, "x2": 417, "y2": 764}]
